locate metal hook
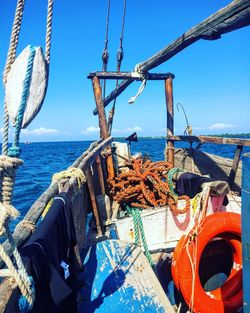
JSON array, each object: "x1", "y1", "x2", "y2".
[
  {"x1": 176, "y1": 103, "x2": 192, "y2": 136},
  {"x1": 177, "y1": 103, "x2": 189, "y2": 127}
]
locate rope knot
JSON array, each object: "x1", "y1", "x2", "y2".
[{"x1": 7, "y1": 146, "x2": 22, "y2": 158}]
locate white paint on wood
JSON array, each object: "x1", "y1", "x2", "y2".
[
  {"x1": 114, "y1": 196, "x2": 241, "y2": 251},
  {"x1": 5, "y1": 45, "x2": 47, "y2": 128}
]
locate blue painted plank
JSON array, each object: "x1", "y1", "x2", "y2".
[
  {"x1": 79, "y1": 240, "x2": 174, "y2": 313},
  {"x1": 242, "y1": 153, "x2": 250, "y2": 313}
]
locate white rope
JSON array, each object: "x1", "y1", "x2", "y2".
[
  {"x1": 45, "y1": 0, "x2": 54, "y2": 66},
  {"x1": 128, "y1": 78, "x2": 147, "y2": 104},
  {"x1": 0, "y1": 225, "x2": 34, "y2": 307}
]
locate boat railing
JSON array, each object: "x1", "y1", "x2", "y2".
[{"x1": 0, "y1": 136, "x2": 113, "y2": 269}]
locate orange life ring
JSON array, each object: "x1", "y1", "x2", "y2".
[{"x1": 171, "y1": 212, "x2": 242, "y2": 313}]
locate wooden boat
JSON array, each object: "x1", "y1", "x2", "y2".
[{"x1": 0, "y1": 1, "x2": 250, "y2": 313}]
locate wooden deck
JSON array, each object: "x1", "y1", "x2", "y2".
[{"x1": 79, "y1": 240, "x2": 174, "y2": 313}]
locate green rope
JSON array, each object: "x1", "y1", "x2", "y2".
[
  {"x1": 167, "y1": 167, "x2": 183, "y2": 196},
  {"x1": 127, "y1": 206, "x2": 154, "y2": 267},
  {"x1": 8, "y1": 45, "x2": 36, "y2": 158}
]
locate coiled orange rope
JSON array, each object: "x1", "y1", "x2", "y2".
[{"x1": 109, "y1": 158, "x2": 190, "y2": 215}]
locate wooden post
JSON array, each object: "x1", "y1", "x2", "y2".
[
  {"x1": 242, "y1": 153, "x2": 250, "y2": 311},
  {"x1": 96, "y1": 155, "x2": 106, "y2": 194},
  {"x1": 86, "y1": 167, "x2": 103, "y2": 237},
  {"x1": 165, "y1": 76, "x2": 174, "y2": 166},
  {"x1": 228, "y1": 145, "x2": 243, "y2": 189},
  {"x1": 92, "y1": 76, "x2": 109, "y2": 139},
  {"x1": 92, "y1": 76, "x2": 115, "y2": 179}
]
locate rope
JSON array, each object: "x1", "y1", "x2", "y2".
[
  {"x1": 127, "y1": 206, "x2": 154, "y2": 267},
  {"x1": 109, "y1": 158, "x2": 190, "y2": 214},
  {"x1": 52, "y1": 167, "x2": 86, "y2": 188},
  {"x1": 45, "y1": 0, "x2": 54, "y2": 66},
  {"x1": 8, "y1": 46, "x2": 36, "y2": 158},
  {"x1": 108, "y1": 0, "x2": 127, "y2": 134},
  {"x1": 101, "y1": 0, "x2": 111, "y2": 99},
  {"x1": 2, "y1": 0, "x2": 25, "y2": 155},
  {"x1": 0, "y1": 221, "x2": 35, "y2": 310},
  {"x1": 128, "y1": 78, "x2": 147, "y2": 104},
  {"x1": 15, "y1": 220, "x2": 36, "y2": 233},
  {"x1": 167, "y1": 167, "x2": 183, "y2": 196}
]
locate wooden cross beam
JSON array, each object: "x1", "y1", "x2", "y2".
[{"x1": 90, "y1": 72, "x2": 175, "y2": 115}]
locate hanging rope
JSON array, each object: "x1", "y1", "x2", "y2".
[
  {"x1": 8, "y1": 46, "x2": 36, "y2": 158},
  {"x1": 108, "y1": 0, "x2": 127, "y2": 134},
  {"x1": 45, "y1": 0, "x2": 54, "y2": 67},
  {"x1": 2, "y1": 0, "x2": 26, "y2": 156},
  {"x1": 101, "y1": 0, "x2": 111, "y2": 100},
  {"x1": 128, "y1": 78, "x2": 147, "y2": 104}
]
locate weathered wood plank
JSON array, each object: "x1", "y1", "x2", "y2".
[
  {"x1": 88, "y1": 71, "x2": 174, "y2": 81},
  {"x1": 80, "y1": 240, "x2": 175, "y2": 313},
  {"x1": 86, "y1": 168, "x2": 103, "y2": 237},
  {"x1": 169, "y1": 135, "x2": 250, "y2": 146},
  {"x1": 174, "y1": 148, "x2": 242, "y2": 192},
  {"x1": 228, "y1": 145, "x2": 243, "y2": 188},
  {"x1": 78, "y1": 137, "x2": 113, "y2": 170}
]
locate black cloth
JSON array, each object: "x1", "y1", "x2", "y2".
[
  {"x1": 175, "y1": 172, "x2": 213, "y2": 199},
  {"x1": 20, "y1": 192, "x2": 78, "y2": 313},
  {"x1": 175, "y1": 172, "x2": 229, "y2": 205}
]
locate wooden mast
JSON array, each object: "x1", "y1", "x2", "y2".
[
  {"x1": 165, "y1": 76, "x2": 175, "y2": 166},
  {"x1": 91, "y1": 76, "x2": 115, "y2": 179}
]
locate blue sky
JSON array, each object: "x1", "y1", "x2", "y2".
[{"x1": 0, "y1": 0, "x2": 249, "y2": 142}]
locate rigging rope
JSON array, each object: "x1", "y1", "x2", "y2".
[
  {"x1": 45, "y1": 0, "x2": 54, "y2": 66},
  {"x1": 107, "y1": 0, "x2": 127, "y2": 133},
  {"x1": 108, "y1": 0, "x2": 127, "y2": 134},
  {"x1": 101, "y1": 0, "x2": 111, "y2": 100},
  {"x1": 2, "y1": 0, "x2": 25, "y2": 156}
]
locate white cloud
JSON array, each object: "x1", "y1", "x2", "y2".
[
  {"x1": 193, "y1": 123, "x2": 237, "y2": 131},
  {"x1": 207, "y1": 123, "x2": 236, "y2": 130},
  {"x1": 113, "y1": 126, "x2": 143, "y2": 134},
  {"x1": 81, "y1": 126, "x2": 100, "y2": 134},
  {"x1": 127, "y1": 126, "x2": 142, "y2": 132},
  {"x1": 22, "y1": 127, "x2": 60, "y2": 136}
]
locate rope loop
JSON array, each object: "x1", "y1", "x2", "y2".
[{"x1": 127, "y1": 206, "x2": 154, "y2": 267}]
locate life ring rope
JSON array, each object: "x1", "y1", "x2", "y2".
[{"x1": 172, "y1": 212, "x2": 242, "y2": 313}]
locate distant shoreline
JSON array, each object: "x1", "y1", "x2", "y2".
[{"x1": 0, "y1": 133, "x2": 249, "y2": 144}]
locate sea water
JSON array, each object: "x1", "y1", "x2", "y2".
[{"x1": 2, "y1": 138, "x2": 250, "y2": 223}]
